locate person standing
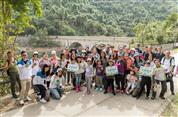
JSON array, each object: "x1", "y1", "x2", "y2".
[
  {"x1": 152, "y1": 59, "x2": 167, "y2": 100},
  {"x1": 4, "y1": 51, "x2": 21, "y2": 98},
  {"x1": 31, "y1": 51, "x2": 40, "y2": 78},
  {"x1": 136, "y1": 61, "x2": 153, "y2": 100},
  {"x1": 17, "y1": 51, "x2": 32, "y2": 105},
  {"x1": 85, "y1": 58, "x2": 94, "y2": 95},
  {"x1": 155, "y1": 47, "x2": 165, "y2": 62},
  {"x1": 161, "y1": 51, "x2": 175, "y2": 95}
]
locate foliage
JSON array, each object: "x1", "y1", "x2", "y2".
[
  {"x1": 24, "y1": 0, "x2": 177, "y2": 37},
  {"x1": 134, "y1": 13, "x2": 178, "y2": 46},
  {"x1": 0, "y1": 0, "x2": 42, "y2": 65},
  {"x1": 29, "y1": 28, "x2": 60, "y2": 47}
]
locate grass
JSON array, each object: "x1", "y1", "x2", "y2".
[{"x1": 162, "y1": 93, "x2": 178, "y2": 116}]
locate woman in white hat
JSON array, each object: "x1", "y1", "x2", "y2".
[
  {"x1": 49, "y1": 68, "x2": 65, "y2": 99},
  {"x1": 31, "y1": 51, "x2": 40, "y2": 78}
]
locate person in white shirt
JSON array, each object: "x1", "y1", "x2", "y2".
[
  {"x1": 17, "y1": 51, "x2": 32, "y2": 105},
  {"x1": 31, "y1": 51, "x2": 40, "y2": 78},
  {"x1": 49, "y1": 68, "x2": 65, "y2": 99},
  {"x1": 75, "y1": 55, "x2": 86, "y2": 92},
  {"x1": 152, "y1": 59, "x2": 167, "y2": 100},
  {"x1": 33, "y1": 64, "x2": 51, "y2": 103},
  {"x1": 161, "y1": 51, "x2": 175, "y2": 95}
]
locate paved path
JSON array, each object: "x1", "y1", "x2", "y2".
[{"x1": 1, "y1": 53, "x2": 178, "y2": 117}]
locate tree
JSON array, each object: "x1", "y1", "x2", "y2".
[
  {"x1": 134, "y1": 13, "x2": 178, "y2": 45},
  {"x1": 0, "y1": 0, "x2": 42, "y2": 63}
]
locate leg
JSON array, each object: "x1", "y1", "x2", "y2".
[
  {"x1": 152, "y1": 80, "x2": 158, "y2": 99},
  {"x1": 95, "y1": 76, "x2": 100, "y2": 89},
  {"x1": 16, "y1": 74, "x2": 22, "y2": 92},
  {"x1": 126, "y1": 82, "x2": 131, "y2": 93},
  {"x1": 169, "y1": 77, "x2": 174, "y2": 94},
  {"x1": 19, "y1": 80, "x2": 26, "y2": 100},
  {"x1": 37, "y1": 85, "x2": 46, "y2": 99},
  {"x1": 137, "y1": 77, "x2": 146, "y2": 99},
  {"x1": 104, "y1": 78, "x2": 109, "y2": 94},
  {"x1": 146, "y1": 77, "x2": 151, "y2": 98},
  {"x1": 86, "y1": 77, "x2": 89, "y2": 91},
  {"x1": 160, "y1": 81, "x2": 167, "y2": 98},
  {"x1": 9, "y1": 73, "x2": 16, "y2": 97},
  {"x1": 24, "y1": 79, "x2": 31, "y2": 99},
  {"x1": 120, "y1": 75, "x2": 125, "y2": 91},
  {"x1": 115, "y1": 74, "x2": 120, "y2": 90},
  {"x1": 129, "y1": 82, "x2": 135, "y2": 93},
  {"x1": 110, "y1": 78, "x2": 115, "y2": 94},
  {"x1": 50, "y1": 88, "x2": 60, "y2": 99},
  {"x1": 99, "y1": 76, "x2": 103, "y2": 88}
]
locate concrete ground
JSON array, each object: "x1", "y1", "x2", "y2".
[
  {"x1": 1, "y1": 77, "x2": 178, "y2": 117},
  {"x1": 1, "y1": 53, "x2": 178, "y2": 117}
]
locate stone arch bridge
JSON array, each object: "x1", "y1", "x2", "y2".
[{"x1": 49, "y1": 36, "x2": 133, "y2": 49}]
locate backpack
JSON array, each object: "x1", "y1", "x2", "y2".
[{"x1": 162, "y1": 57, "x2": 175, "y2": 67}]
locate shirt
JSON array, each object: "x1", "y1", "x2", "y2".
[
  {"x1": 17, "y1": 59, "x2": 32, "y2": 80},
  {"x1": 153, "y1": 66, "x2": 166, "y2": 81},
  {"x1": 49, "y1": 75, "x2": 65, "y2": 89},
  {"x1": 161, "y1": 57, "x2": 175, "y2": 73}
]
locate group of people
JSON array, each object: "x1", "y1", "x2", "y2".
[{"x1": 2, "y1": 44, "x2": 177, "y2": 105}]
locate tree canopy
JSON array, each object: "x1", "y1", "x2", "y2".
[{"x1": 24, "y1": 0, "x2": 177, "y2": 37}]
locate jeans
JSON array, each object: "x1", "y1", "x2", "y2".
[
  {"x1": 75, "y1": 74, "x2": 82, "y2": 86},
  {"x1": 49, "y1": 87, "x2": 62, "y2": 99}
]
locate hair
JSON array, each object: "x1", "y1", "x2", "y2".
[
  {"x1": 71, "y1": 54, "x2": 77, "y2": 61},
  {"x1": 60, "y1": 53, "x2": 65, "y2": 60},
  {"x1": 41, "y1": 64, "x2": 50, "y2": 76},
  {"x1": 130, "y1": 70, "x2": 135, "y2": 75},
  {"x1": 42, "y1": 52, "x2": 47, "y2": 57},
  {"x1": 55, "y1": 69, "x2": 63, "y2": 77},
  {"x1": 7, "y1": 51, "x2": 12, "y2": 55},
  {"x1": 21, "y1": 50, "x2": 26, "y2": 55},
  {"x1": 100, "y1": 51, "x2": 107, "y2": 59},
  {"x1": 97, "y1": 59, "x2": 103, "y2": 65}
]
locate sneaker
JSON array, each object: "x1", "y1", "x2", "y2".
[
  {"x1": 151, "y1": 97, "x2": 155, "y2": 100},
  {"x1": 172, "y1": 92, "x2": 175, "y2": 95},
  {"x1": 100, "y1": 88, "x2": 103, "y2": 92},
  {"x1": 19, "y1": 100, "x2": 24, "y2": 105},
  {"x1": 16, "y1": 98, "x2": 20, "y2": 101},
  {"x1": 40, "y1": 98, "x2": 47, "y2": 103},
  {"x1": 145, "y1": 97, "x2": 149, "y2": 100},
  {"x1": 37, "y1": 95, "x2": 41, "y2": 99},
  {"x1": 26, "y1": 96, "x2": 32, "y2": 101},
  {"x1": 95, "y1": 88, "x2": 99, "y2": 91}
]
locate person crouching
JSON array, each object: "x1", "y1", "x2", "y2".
[{"x1": 49, "y1": 68, "x2": 65, "y2": 99}]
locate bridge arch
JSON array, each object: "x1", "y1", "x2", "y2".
[
  {"x1": 91, "y1": 43, "x2": 112, "y2": 51},
  {"x1": 69, "y1": 42, "x2": 83, "y2": 49}
]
